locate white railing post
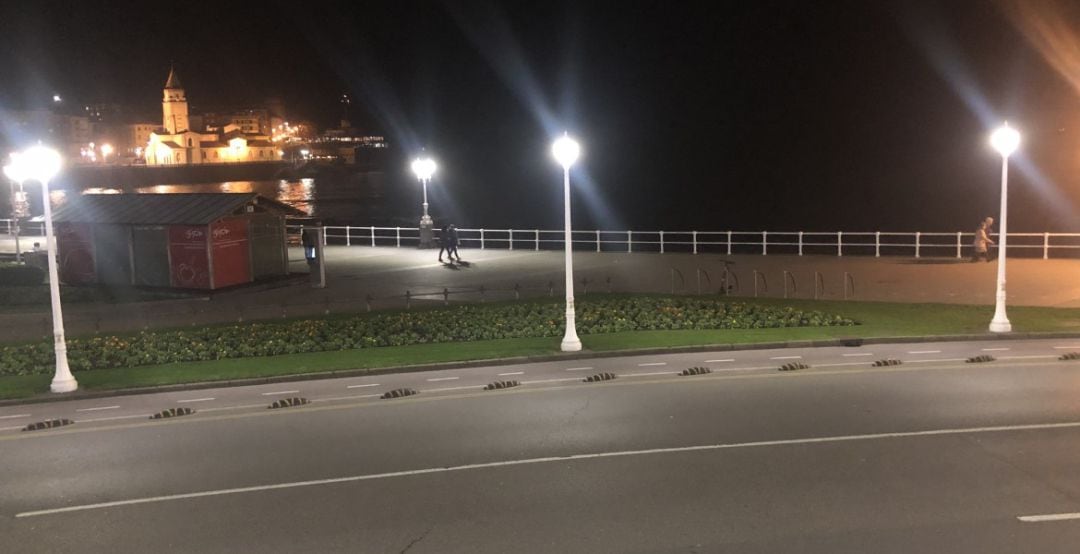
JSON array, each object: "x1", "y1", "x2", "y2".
[
  {"x1": 370, "y1": 226, "x2": 375, "y2": 247},
  {"x1": 837, "y1": 231, "x2": 843, "y2": 257},
  {"x1": 396, "y1": 226, "x2": 401, "y2": 247},
  {"x1": 875, "y1": 231, "x2": 880, "y2": 257},
  {"x1": 660, "y1": 231, "x2": 665, "y2": 254},
  {"x1": 762, "y1": 231, "x2": 767, "y2": 255},
  {"x1": 480, "y1": 228, "x2": 485, "y2": 249},
  {"x1": 727, "y1": 231, "x2": 732, "y2": 255},
  {"x1": 323, "y1": 227, "x2": 328, "y2": 246},
  {"x1": 628, "y1": 230, "x2": 632, "y2": 253},
  {"x1": 956, "y1": 231, "x2": 962, "y2": 259},
  {"x1": 1044, "y1": 232, "x2": 1050, "y2": 259},
  {"x1": 798, "y1": 231, "x2": 803, "y2": 256},
  {"x1": 346, "y1": 225, "x2": 351, "y2": 246},
  {"x1": 915, "y1": 231, "x2": 921, "y2": 258},
  {"x1": 692, "y1": 231, "x2": 698, "y2": 254},
  {"x1": 596, "y1": 230, "x2": 601, "y2": 252},
  {"x1": 509, "y1": 229, "x2": 513, "y2": 251},
  {"x1": 535, "y1": 229, "x2": 540, "y2": 251}
]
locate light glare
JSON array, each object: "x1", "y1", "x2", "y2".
[
  {"x1": 990, "y1": 122, "x2": 1021, "y2": 157},
  {"x1": 552, "y1": 134, "x2": 580, "y2": 169},
  {"x1": 411, "y1": 157, "x2": 436, "y2": 180}
]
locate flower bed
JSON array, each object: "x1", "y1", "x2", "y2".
[{"x1": 0, "y1": 296, "x2": 856, "y2": 376}]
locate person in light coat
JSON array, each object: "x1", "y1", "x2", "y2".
[{"x1": 973, "y1": 217, "x2": 994, "y2": 262}]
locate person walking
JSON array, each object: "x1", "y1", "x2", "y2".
[
  {"x1": 438, "y1": 223, "x2": 452, "y2": 263},
  {"x1": 973, "y1": 216, "x2": 994, "y2": 262},
  {"x1": 448, "y1": 224, "x2": 461, "y2": 263}
]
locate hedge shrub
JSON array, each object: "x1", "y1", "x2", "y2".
[
  {"x1": 0, "y1": 263, "x2": 44, "y2": 287},
  {"x1": 0, "y1": 296, "x2": 857, "y2": 376}
]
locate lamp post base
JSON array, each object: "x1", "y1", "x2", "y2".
[
  {"x1": 989, "y1": 318, "x2": 1012, "y2": 333},
  {"x1": 418, "y1": 216, "x2": 434, "y2": 249},
  {"x1": 50, "y1": 376, "x2": 78, "y2": 393},
  {"x1": 560, "y1": 337, "x2": 582, "y2": 352}
]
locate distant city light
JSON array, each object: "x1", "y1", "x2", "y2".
[
  {"x1": 52, "y1": 94, "x2": 62, "y2": 103},
  {"x1": 100, "y1": 143, "x2": 113, "y2": 162}
]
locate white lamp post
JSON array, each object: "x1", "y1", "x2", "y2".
[
  {"x1": 552, "y1": 134, "x2": 582, "y2": 351},
  {"x1": 3, "y1": 146, "x2": 77, "y2": 392},
  {"x1": 988, "y1": 122, "x2": 1020, "y2": 333},
  {"x1": 411, "y1": 157, "x2": 437, "y2": 248}
]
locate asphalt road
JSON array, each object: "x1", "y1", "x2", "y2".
[{"x1": 5, "y1": 339, "x2": 1080, "y2": 552}]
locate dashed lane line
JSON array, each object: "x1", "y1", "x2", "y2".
[
  {"x1": 982, "y1": 348, "x2": 1010, "y2": 352},
  {"x1": 75, "y1": 406, "x2": 120, "y2": 412},
  {"x1": 426, "y1": 377, "x2": 460, "y2": 382},
  {"x1": 21, "y1": 419, "x2": 1080, "y2": 518},
  {"x1": 0, "y1": 414, "x2": 30, "y2": 420},
  {"x1": 999, "y1": 355, "x2": 1057, "y2": 360},
  {"x1": 200, "y1": 404, "x2": 268, "y2": 413},
  {"x1": 346, "y1": 383, "x2": 380, "y2": 389},
  {"x1": 905, "y1": 358, "x2": 967, "y2": 364},
  {"x1": 704, "y1": 359, "x2": 734, "y2": 363},
  {"x1": 177, "y1": 398, "x2": 215, "y2": 404},
  {"x1": 620, "y1": 371, "x2": 679, "y2": 377},
  {"x1": 842, "y1": 353, "x2": 873, "y2": 357},
  {"x1": 908, "y1": 350, "x2": 942, "y2": 354},
  {"x1": 637, "y1": 362, "x2": 667, "y2": 367},
  {"x1": 1018, "y1": 513, "x2": 1080, "y2": 523},
  {"x1": 816, "y1": 361, "x2": 874, "y2": 368},
  {"x1": 261, "y1": 390, "x2": 300, "y2": 396},
  {"x1": 498, "y1": 372, "x2": 525, "y2": 376},
  {"x1": 770, "y1": 356, "x2": 802, "y2": 360},
  {"x1": 565, "y1": 367, "x2": 593, "y2": 371},
  {"x1": 1053, "y1": 346, "x2": 1080, "y2": 350}
]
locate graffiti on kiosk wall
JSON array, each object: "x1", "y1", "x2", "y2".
[
  {"x1": 168, "y1": 225, "x2": 210, "y2": 288},
  {"x1": 210, "y1": 218, "x2": 251, "y2": 288}
]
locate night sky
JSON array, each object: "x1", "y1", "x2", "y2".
[{"x1": 2, "y1": 0, "x2": 1080, "y2": 232}]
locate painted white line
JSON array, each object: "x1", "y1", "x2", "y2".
[
  {"x1": 637, "y1": 362, "x2": 668, "y2": 367},
  {"x1": 1053, "y1": 346, "x2": 1080, "y2": 350},
  {"x1": 200, "y1": 404, "x2": 267, "y2": 413},
  {"x1": 261, "y1": 390, "x2": 300, "y2": 396},
  {"x1": 905, "y1": 358, "x2": 967, "y2": 364},
  {"x1": 78, "y1": 414, "x2": 152, "y2": 424},
  {"x1": 23, "y1": 419, "x2": 1080, "y2": 519},
  {"x1": 620, "y1": 371, "x2": 679, "y2": 377},
  {"x1": 75, "y1": 406, "x2": 120, "y2": 412},
  {"x1": 521, "y1": 377, "x2": 583, "y2": 385},
  {"x1": 770, "y1": 356, "x2": 802, "y2": 360},
  {"x1": 177, "y1": 398, "x2": 215, "y2": 404},
  {"x1": 908, "y1": 350, "x2": 942, "y2": 354},
  {"x1": 999, "y1": 355, "x2": 1057, "y2": 360},
  {"x1": 498, "y1": 371, "x2": 524, "y2": 376},
  {"x1": 1018, "y1": 512, "x2": 1080, "y2": 523},
  {"x1": 565, "y1": 367, "x2": 593, "y2": 372},
  {"x1": 0, "y1": 414, "x2": 30, "y2": 420},
  {"x1": 842, "y1": 353, "x2": 873, "y2": 357},
  {"x1": 311, "y1": 394, "x2": 382, "y2": 403},
  {"x1": 705, "y1": 359, "x2": 734, "y2": 363},
  {"x1": 346, "y1": 383, "x2": 380, "y2": 389},
  {"x1": 426, "y1": 377, "x2": 459, "y2": 382},
  {"x1": 0, "y1": 425, "x2": 26, "y2": 432},
  {"x1": 423, "y1": 386, "x2": 484, "y2": 393},
  {"x1": 982, "y1": 348, "x2": 1010, "y2": 352}
]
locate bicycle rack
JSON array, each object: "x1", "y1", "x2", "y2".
[
  {"x1": 670, "y1": 268, "x2": 686, "y2": 294},
  {"x1": 844, "y1": 272, "x2": 855, "y2": 299},
  {"x1": 814, "y1": 272, "x2": 824, "y2": 300},
  {"x1": 753, "y1": 270, "x2": 768, "y2": 297},
  {"x1": 696, "y1": 268, "x2": 712, "y2": 295},
  {"x1": 783, "y1": 271, "x2": 797, "y2": 299}
]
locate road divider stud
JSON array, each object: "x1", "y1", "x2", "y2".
[
  {"x1": 778, "y1": 362, "x2": 810, "y2": 372},
  {"x1": 23, "y1": 419, "x2": 74, "y2": 432},
  {"x1": 381, "y1": 388, "x2": 418, "y2": 399},
  {"x1": 680, "y1": 366, "x2": 713, "y2": 376},
  {"x1": 584, "y1": 372, "x2": 618, "y2": 383},
  {"x1": 267, "y1": 397, "x2": 310, "y2": 409},
  {"x1": 484, "y1": 380, "x2": 521, "y2": 391},
  {"x1": 150, "y1": 407, "x2": 195, "y2": 419},
  {"x1": 872, "y1": 359, "x2": 903, "y2": 367},
  {"x1": 1060, "y1": 352, "x2": 1080, "y2": 361},
  {"x1": 966, "y1": 355, "x2": 996, "y2": 363}
]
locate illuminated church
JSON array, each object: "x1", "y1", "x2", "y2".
[{"x1": 145, "y1": 68, "x2": 281, "y2": 165}]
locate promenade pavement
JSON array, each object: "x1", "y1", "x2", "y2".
[{"x1": 2, "y1": 238, "x2": 1080, "y2": 341}]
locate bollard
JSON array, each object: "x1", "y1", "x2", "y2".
[
  {"x1": 443, "y1": 288, "x2": 450, "y2": 306},
  {"x1": 509, "y1": 229, "x2": 514, "y2": 250},
  {"x1": 405, "y1": 290, "x2": 411, "y2": 309},
  {"x1": 548, "y1": 280, "x2": 554, "y2": 297},
  {"x1": 365, "y1": 294, "x2": 372, "y2": 312},
  {"x1": 514, "y1": 283, "x2": 521, "y2": 300}
]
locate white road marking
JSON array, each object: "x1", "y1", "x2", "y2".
[
  {"x1": 565, "y1": 367, "x2": 593, "y2": 371},
  {"x1": 177, "y1": 398, "x2": 215, "y2": 403},
  {"x1": 842, "y1": 353, "x2": 873, "y2": 357},
  {"x1": 0, "y1": 425, "x2": 25, "y2": 432},
  {"x1": 1018, "y1": 513, "x2": 1080, "y2": 523},
  {"x1": 770, "y1": 356, "x2": 802, "y2": 360},
  {"x1": 426, "y1": 377, "x2": 459, "y2": 382},
  {"x1": 75, "y1": 406, "x2": 120, "y2": 412},
  {"x1": 982, "y1": 348, "x2": 1010, "y2": 352},
  {"x1": 521, "y1": 377, "x2": 583, "y2": 384},
  {"x1": 424, "y1": 386, "x2": 484, "y2": 393},
  {"x1": 999, "y1": 355, "x2": 1057, "y2": 360},
  {"x1": 261, "y1": 390, "x2": 301, "y2": 396},
  {"x1": 78, "y1": 414, "x2": 152, "y2": 424},
  {"x1": 621, "y1": 371, "x2": 679, "y2": 377},
  {"x1": 0, "y1": 413, "x2": 30, "y2": 420},
  {"x1": 1053, "y1": 346, "x2": 1080, "y2": 350},
  {"x1": 346, "y1": 383, "x2": 380, "y2": 389},
  {"x1": 905, "y1": 358, "x2": 967, "y2": 364},
  {"x1": 498, "y1": 371, "x2": 524, "y2": 376},
  {"x1": 705, "y1": 359, "x2": 734, "y2": 363},
  {"x1": 637, "y1": 362, "x2": 667, "y2": 367},
  {"x1": 23, "y1": 419, "x2": 1080, "y2": 519},
  {"x1": 908, "y1": 350, "x2": 941, "y2": 354},
  {"x1": 311, "y1": 394, "x2": 382, "y2": 403}
]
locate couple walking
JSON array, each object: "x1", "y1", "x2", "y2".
[
  {"x1": 439, "y1": 224, "x2": 461, "y2": 263},
  {"x1": 972, "y1": 216, "x2": 995, "y2": 262}
]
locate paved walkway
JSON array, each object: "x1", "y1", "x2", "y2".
[{"x1": 3, "y1": 241, "x2": 1080, "y2": 341}]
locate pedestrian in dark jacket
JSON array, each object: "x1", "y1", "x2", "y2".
[
  {"x1": 448, "y1": 224, "x2": 461, "y2": 262},
  {"x1": 438, "y1": 224, "x2": 452, "y2": 263}
]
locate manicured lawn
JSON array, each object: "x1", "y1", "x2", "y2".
[{"x1": 2, "y1": 297, "x2": 1078, "y2": 400}]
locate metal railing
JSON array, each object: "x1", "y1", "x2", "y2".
[
  {"x1": 0, "y1": 219, "x2": 44, "y2": 235},
  {"x1": 285, "y1": 225, "x2": 1080, "y2": 259}
]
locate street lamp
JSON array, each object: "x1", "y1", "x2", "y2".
[
  {"x1": 3, "y1": 145, "x2": 77, "y2": 392},
  {"x1": 411, "y1": 156, "x2": 437, "y2": 248},
  {"x1": 100, "y1": 143, "x2": 113, "y2": 164},
  {"x1": 552, "y1": 134, "x2": 582, "y2": 351},
  {"x1": 988, "y1": 122, "x2": 1020, "y2": 333}
]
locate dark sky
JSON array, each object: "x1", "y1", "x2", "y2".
[{"x1": 2, "y1": 0, "x2": 1080, "y2": 232}]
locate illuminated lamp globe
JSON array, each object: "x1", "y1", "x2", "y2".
[
  {"x1": 990, "y1": 123, "x2": 1020, "y2": 157},
  {"x1": 17, "y1": 145, "x2": 63, "y2": 184},
  {"x1": 552, "y1": 134, "x2": 580, "y2": 170},
  {"x1": 3, "y1": 153, "x2": 28, "y2": 184},
  {"x1": 411, "y1": 157, "x2": 436, "y2": 181}
]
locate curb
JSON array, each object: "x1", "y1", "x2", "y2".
[{"x1": 3, "y1": 331, "x2": 1080, "y2": 407}]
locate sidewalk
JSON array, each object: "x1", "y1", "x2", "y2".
[{"x1": 2, "y1": 243, "x2": 1080, "y2": 341}]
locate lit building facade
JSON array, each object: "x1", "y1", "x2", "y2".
[{"x1": 145, "y1": 68, "x2": 282, "y2": 166}]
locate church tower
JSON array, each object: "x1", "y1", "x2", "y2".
[{"x1": 162, "y1": 66, "x2": 189, "y2": 134}]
